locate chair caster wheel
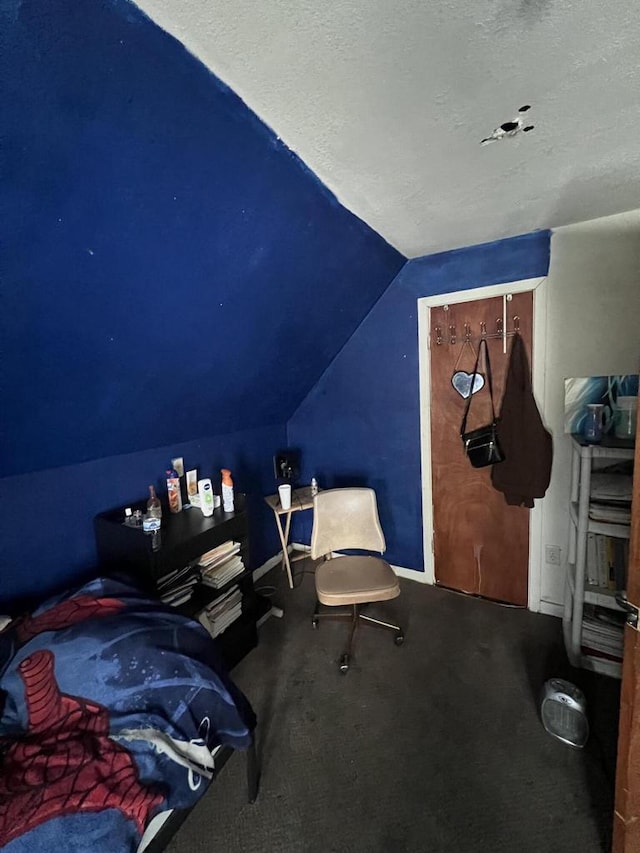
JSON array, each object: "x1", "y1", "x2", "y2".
[
  {"x1": 339, "y1": 655, "x2": 350, "y2": 673},
  {"x1": 394, "y1": 633, "x2": 404, "y2": 646},
  {"x1": 312, "y1": 618, "x2": 319, "y2": 629}
]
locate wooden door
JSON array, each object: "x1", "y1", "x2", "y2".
[
  {"x1": 429, "y1": 292, "x2": 533, "y2": 605},
  {"x1": 613, "y1": 398, "x2": 640, "y2": 851}
]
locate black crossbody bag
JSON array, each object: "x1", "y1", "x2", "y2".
[{"x1": 459, "y1": 338, "x2": 505, "y2": 468}]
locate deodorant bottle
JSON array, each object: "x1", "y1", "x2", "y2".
[{"x1": 221, "y1": 469, "x2": 234, "y2": 512}]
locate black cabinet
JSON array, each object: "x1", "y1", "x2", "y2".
[{"x1": 94, "y1": 495, "x2": 258, "y2": 670}]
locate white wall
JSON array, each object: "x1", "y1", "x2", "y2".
[{"x1": 539, "y1": 210, "x2": 640, "y2": 608}]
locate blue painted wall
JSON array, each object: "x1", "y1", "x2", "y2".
[
  {"x1": 0, "y1": 424, "x2": 285, "y2": 608},
  {"x1": 3, "y1": 0, "x2": 403, "y2": 478},
  {"x1": 1, "y1": 0, "x2": 404, "y2": 602},
  {"x1": 288, "y1": 231, "x2": 551, "y2": 571}
]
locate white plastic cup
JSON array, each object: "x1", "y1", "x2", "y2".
[{"x1": 278, "y1": 484, "x2": 292, "y2": 510}]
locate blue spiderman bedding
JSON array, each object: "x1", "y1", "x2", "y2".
[{"x1": 0, "y1": 576, "x2": 255, "y2": 852}]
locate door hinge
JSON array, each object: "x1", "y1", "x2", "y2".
[{"x1": 615, "y1": 591, "x2": 639, "y2": 629}]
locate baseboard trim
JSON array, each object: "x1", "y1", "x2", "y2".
[
  {"x1": 538, "y1": 600, "x2": 563, "y2": 619},
  {"x1": 391, "y1": 564, "x2": 429, "y2": 584},
  {"x1": 253, "y1": 551, "x2": 285, "y2": 582}
]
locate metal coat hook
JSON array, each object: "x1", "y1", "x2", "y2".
[
  {"x1": 480, "y1": 321, "x2": 487, "y2": 338},
  {"x1": 464, "y1": 323, "x2": 472, "y2": 342},
  {"x1": 449, "y1": 324, "x2": 457, "y2": 345},
  {"x1": 513, "y1": 315, "x2": 520, "y2": 333},
  {"x1": 435, "y1": 325, "x2": 443, "y2": 345}
]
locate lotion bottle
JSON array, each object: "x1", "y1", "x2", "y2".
[
  {"x1": 198, "y1": 478, "x2": 214, "y2": 517},
  {"x1": 221, "y1": 468, "x2": 234, "y2": 512}
]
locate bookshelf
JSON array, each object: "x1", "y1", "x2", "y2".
[
  {"x1": 563, "y1": 435, "x2": 635, "y2": 679},
  {"x1": 94, "y1": 495, "x2": 262, "y2": 670}
]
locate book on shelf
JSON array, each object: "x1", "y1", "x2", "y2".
[
  {"x1": 589, "y1": 501, "x2": 631, "y2": 525},
  {"x1": 157, "y1": 565, "x2": 200, "y2": 605},
  {"x1": 585, "y1": 533, "x2": 629, "y2": 592},
  {"x1": 200, "y1": 553, "x2": 245, "y2": 589},
  {"x1": 198, "y1": 540, "x2": 242, "y2": 570},
  {"x1": 198, "y1": 585, "x2": 243, "y2": 638}
]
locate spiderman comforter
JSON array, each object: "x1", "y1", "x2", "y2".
[{"x1": 0, "y1": 577, "x2": 255, "y2": 852}]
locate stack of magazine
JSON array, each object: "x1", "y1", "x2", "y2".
[
  {"x1": 199, "y1": 540, "x2": 245, "y2": 589},
  {"x1": 157, "y1": 566, "x2": 199, "y2": 607},
  {"x1": 589, "y1": 472, "x2": 632, "y2": 525},
  {"x1": 199, "y1": 585, "x2": 243, "y2": 638},
  {"x1": 582, "y1": 604, "x2": 625, "y2": 660}
]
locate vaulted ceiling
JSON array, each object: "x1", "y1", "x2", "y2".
[{"x1": 136, "y1": 0, "x2": 640, "y2": 256}]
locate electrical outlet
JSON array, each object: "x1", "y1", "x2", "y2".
[{"x1": 545, "y1": 545, "x2": 562, "y2": 566}]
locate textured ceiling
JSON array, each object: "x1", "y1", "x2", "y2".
[{"x1": 134, "y1": 0, "x2": 640, "y2": 257}]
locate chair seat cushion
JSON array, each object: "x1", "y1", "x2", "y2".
[{"x1": 315, "y1": 555, "x2": 400, "y2": 606}]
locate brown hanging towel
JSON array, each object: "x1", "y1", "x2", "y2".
[{"x1": 491, "y1": 333, "x2": 552, "y2": 507}]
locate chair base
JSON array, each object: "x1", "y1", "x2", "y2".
[{"x1": 311, "y1": 600, "x2": 404, "y2": 673}]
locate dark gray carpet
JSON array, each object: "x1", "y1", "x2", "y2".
[{"x1": 167, "y1": 561, "x2": 620, "y2": 853}]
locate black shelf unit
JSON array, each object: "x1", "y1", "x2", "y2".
[{"x1": 94, "y1": 495, "x2": 259, "y2": 670}]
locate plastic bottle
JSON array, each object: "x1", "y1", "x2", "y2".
[
  {"x1": 166, "y1": 466, "x2": 183, "y2": 513},
  {"x1": 221, "y1": 469, "x2": 234, "y2": 513},
  {"x1": 144, "y1": 485, "x2": 162, "y2": 531}
]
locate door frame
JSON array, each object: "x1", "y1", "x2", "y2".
[{"x1": 417, "y1": 276, "x2": 548, "y2": 612}]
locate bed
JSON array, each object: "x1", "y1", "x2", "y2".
[{"x1": 0, "y1": 576, "x2": 257, "y2": 852}]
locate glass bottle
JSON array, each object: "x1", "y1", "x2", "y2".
[{"x1": 144, "y1": 486, "x2": 162, "y2": 530}]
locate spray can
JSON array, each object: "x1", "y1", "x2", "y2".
[{"x1": 221, "y1": 469, "x2": 234, "y2": 512}]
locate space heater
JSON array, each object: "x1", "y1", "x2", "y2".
[{"x1": 540, "y1": 679, "x2": 589, "y2": 748}]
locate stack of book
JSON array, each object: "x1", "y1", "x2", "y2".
[
  {"x1": 582, "y1": 604, "x2": 625, "y2": 660},
  {"x1": 157, "y1": 566, "x2": 199, "y2": 606},
  {"x1": 199, "y1": 540, "x2": 245, "y2": 589},
  {"x1": 198, "y1": 585, "x2": 243, "y2": 638}
]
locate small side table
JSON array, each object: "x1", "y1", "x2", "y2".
[{"x1": 264, "y1": 486, "x2": 315, "y2": 589}]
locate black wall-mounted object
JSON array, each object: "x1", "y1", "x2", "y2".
[{"x1": 274, "y1": 450, "x2": 300, "y2": 484}]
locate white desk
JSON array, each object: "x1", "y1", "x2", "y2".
[{"x1": 264, "y1": 486, "x2": 315, "y2": 589}]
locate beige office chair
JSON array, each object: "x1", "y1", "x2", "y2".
[{"x1": 310, "y1": 488, "x2": 404, "y2": 673}]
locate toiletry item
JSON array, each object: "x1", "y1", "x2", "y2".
[
  {"x1": 171, "y1": 457, "x2": 184, "y2": 477},
  {"x1": 124, "y1": 507, "x2": 133, "y2": 525},
  {"x1": 166, "y1": 466, "x2": 182, "y2": 513},
  {"x1": 186, "y1": 469, "x2": 200, "y2": 506},
  {"x1": 144, "y1": 485, "x2": 162, "y2": 531},
  {"x1": 310, "y1": 477, "x2": 318, "y2": 496},
  {"x1": 221, "y1": 469, "x2": 234, "y2": 512},
  {"x1": 198, "y1": 478, "x2": 214, "y2": 517}
]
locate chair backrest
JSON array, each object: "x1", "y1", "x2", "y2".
[{"x1": 310, "y1": 488, "x2": 386, "y2": 559}]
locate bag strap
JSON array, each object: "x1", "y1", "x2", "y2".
[{"x1": 460, "y1": 338, "x2": 497, "y2": 436}]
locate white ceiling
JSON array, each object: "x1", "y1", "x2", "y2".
[{"x1": 135, "y1": 0, "x2": 640, "y2": 257}]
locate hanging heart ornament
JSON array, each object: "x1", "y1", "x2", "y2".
[{"x1": 451, "y1": 371, "x2": 485, "y2": 399}]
